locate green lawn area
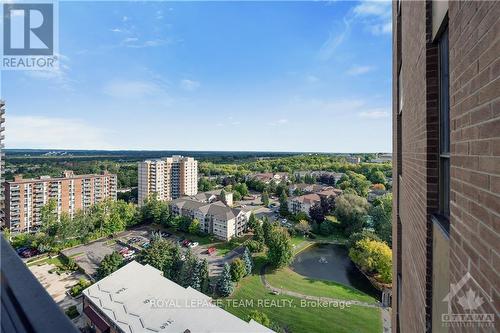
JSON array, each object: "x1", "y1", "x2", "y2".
[
  {"x1": 27, "y1": 255, "x2": 65, "y2": 267},
  {"x1": 265, "y1": 266, "x2": 377, "y2": 304},
  {"x1": 215, "y1": 235, "x2": 252, "y2": 256},
  {"x1": 222, "y1": 257, "x2": 381, "y2": 333}
]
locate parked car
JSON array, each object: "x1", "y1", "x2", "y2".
[
  {"x1": 189, "y1": 242, "x2": 199, "y2": 248},
  {"x1": 182, "y1": 239, "x2": 191, "y2": 247},
  {"x1": 206, "y1": 247, "x2": 216, "y2": 255},
  {"x1": 162, "y1": 231, "x2": 172, "y2": 238},
  {"x1": 20, "y1": 249, "x2": 39, "y2": 258},
  {"x1": 119, "y1": 247, "x2": 129, "y2": 255},
  {"x1": 16, "y1": 246, "x2": 29, "y2": 255},
  {"x1": 123, "y1": 250, "x2": 136, "y2": 258}
]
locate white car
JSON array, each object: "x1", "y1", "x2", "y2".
[{"x1": 189, "y1": 242, "x2": 199, "y2": 248}]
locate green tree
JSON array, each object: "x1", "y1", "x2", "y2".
[
  {"x1": 370, "y1": 193, "x2": 393, "y2": 245},
  {"x1": 253, "y1": 223, "x2": 265, "y2": 244},
  {"x1": 335, "y1": 194, "x2": 370, "y2": 235},
  {"x1": 230, "y1": 258, "x2": 246, "y2": 282},
  {"x1": 369, "y1": 170, "x2": 387, "y2": 185},
  {"x1": 261, "y1": 190, "x2": 270, "y2": 206},
  {"x1": 247, "y1": 213, "x2": 258, "y2": 230},
  {"x1": 216, "y1": 263, "x2": 234, "y2": 296},
  {"x1": 349, "y1": 238, "x2": 392, "y2": 283},
  {"x1": 234, "y1": 183, "x2": 249, "y2": 197},
  {"x1": 180, "y1": 249, "x2": 198, "y2": 288},
  {"x1": 188, "y1": 218, "x2": 201, "y2": 234},
  {"x1": 266, "y1": 227, "x2": 293, "y2": 268},
  {"x1": 294, "y1": 220, "x2": 311, "y2": 235},
  {"x1": 242, "y1": 247, "x2": 253, "y2": 275},
  {"x1": 198, "y1": 259, "x2": 210, "y2": 293},
  {"x1": 278, "y1": 191, "x2": 289, "y2": 217},
  {"x1": 262, "y1": 218, "x2": 273, "y2": 245},
  {"x1": 97, "y1": 252, "x2": 124, "y2": 280},
  {"x1": 140, "y1": 239, "x2": 177, "y2": 279}
]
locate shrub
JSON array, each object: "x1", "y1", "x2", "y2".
[{"x1": 65, "y1": 305, "x2": 79, "y2": 319}]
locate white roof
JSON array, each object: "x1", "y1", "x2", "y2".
[{"x1": 83, "y1": 261, "x2": 274, "y2": 333}]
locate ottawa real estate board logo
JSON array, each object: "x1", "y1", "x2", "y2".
[
  {"x1": 442, "y1": 272, "x2": 495, "y2": 328},
  {"x1": 2, "y1": 1, "x2": 58, "y2": 70}
]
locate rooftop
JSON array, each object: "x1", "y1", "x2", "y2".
[{"x1": 83, "y1": 261, "x2": 273, "y2": 333}]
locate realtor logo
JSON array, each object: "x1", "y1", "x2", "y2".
[
  {"x1": 3, "y1": 3, "x2": 53, "y2": 55},
  {"x1": 2, "y1": 1, "x2": 58, "y2": 70},
  {"x1": 442, "y1": 272, "x2": 495, "y2": 328}
]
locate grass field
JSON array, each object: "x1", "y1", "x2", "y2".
[
  {"x1": 222, "y1": 257, "x2": 382, "y2": 333},
  {"x1": 265, "y1": 266, "x2": 377, "y2": 304}
]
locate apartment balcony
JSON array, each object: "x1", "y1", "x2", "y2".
[{"x1": 1, "y1": 237, "x2": 79, "y2": 332}]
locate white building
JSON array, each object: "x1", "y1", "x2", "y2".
[
  {"x1": 138, "y1": 155, "x2": 198, "y2": 206},
  {"x1": 82, "y1": 261, "x2": 274, "y2": 333}
]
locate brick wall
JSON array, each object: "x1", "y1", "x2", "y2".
[
  {"x1": 393, "y1": 1, "x2": 500, "y2": 332},
  {"x1": 393, "y1": 1, "x2": 431, "y2": 331},
  {"x1": 448, "y1": 1, "x2": 499, "y2": 331}
]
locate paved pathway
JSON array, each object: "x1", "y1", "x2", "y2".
[{"x1": 259, "y1": 263, "x2": 392, "y2": 332}]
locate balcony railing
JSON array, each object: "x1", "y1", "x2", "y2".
[{"x1": 1, "y1": 236, "x2": 79, "y2": 332}]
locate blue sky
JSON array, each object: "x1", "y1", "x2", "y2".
[{"x1": 2, "y1": 0, "x2": 392, "y2": 152}]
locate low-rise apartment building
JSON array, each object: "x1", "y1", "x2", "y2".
[
  {"x1": 4, "y1": 170, "x2": 117, "y2": 233},
  {"x1": 247, "y1": 172, "x2": 289, "y2": 184},
  {"x1": 170, "y1": 195, "x2": 250, "y2": 241},
  {"x1": 82, "y1": 261, "x2": 273, "y2": 333},
  {"x1": 138, "y1": 155, "x2": 198, "y2": 206},
  {"x1": 287, "y1": 189, "x2": 342, "y2": 216}
]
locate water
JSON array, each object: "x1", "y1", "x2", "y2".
[{"x1": 291, "y1": 243, "x2": 381, "y2": 299}]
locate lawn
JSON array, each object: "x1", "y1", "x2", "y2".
[
  {"x1": 215, "y1": 235, "x2": 252, "y2": 256},
  {"x1": 27, "y1": 255, "x2": 65, "y2": 267},
  {"x1": 222, "y1": 257, "x2": 382, "y2": 333},
  {"x1": 265, "y1": 266, "x2": 377, "y2": 304}
]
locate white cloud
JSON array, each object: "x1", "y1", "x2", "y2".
[
  {"x1": 103, "y1": 79, "x2": 169, "y2": 100},
  {"x1": 23, "y1": 53, "x2": 74, "y2": 91},
  {"x1": 318, "y1": 18, "x2": 351, "y2": 61},
  {"x1": 306, "y1": 75, "x2": 320, "y2": 83},
  {"x1": 353, "y1": 0, "x2": 392, "y2": 36},
  {"x1": 122, "y1": 16, "x2": 129, "y2": 22},
  {"x1": 268, "y1": 118, "x2": 289, "y2": 126},
  {"x1": 359, "y1": 108, "x2": 389, "y2": 119},
  {"x1": 347, "y1": 65, "x2": 374, "y2": 76},
  {"x1": 354, "y1": 0, "x2": 391, "y2": 17},
  {"x1": 6, "y1": 116, "x2": 115, "y2": 149},
  {"x1": 110, "y1": 28, "x2": 122, "y2": 33},
  {"x1": 180, "y1": 79, "x2": 200, "y2": 91}
]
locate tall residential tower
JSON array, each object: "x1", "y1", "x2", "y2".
[{"x1": 138, "y1": 155, "x2": 198, "y2": 205}]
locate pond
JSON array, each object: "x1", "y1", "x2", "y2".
[{"x1": 291, "y1": 243, "x2": 381, "y2": 299}]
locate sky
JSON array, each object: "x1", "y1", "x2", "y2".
[{"x1": 2, "y1": 0, "x2": 393, "y2": 153}]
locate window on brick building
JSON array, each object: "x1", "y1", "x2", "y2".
[{"x1": 438, "y1": 26, "x2": 450, "y2": 225}]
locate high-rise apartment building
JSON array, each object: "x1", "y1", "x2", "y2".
[
  {"x1": 4, "y1": 171, "x2": 117, "y2": 233},
  {"x1": 0, "y1": 101, "x2": 5, "y2": 224},
  {"x1": 393, "y1": 1, "x2": 499, "y2": 332},
  {"x1": 138, "y1": 155, "x2": 198, "y2": 205}
]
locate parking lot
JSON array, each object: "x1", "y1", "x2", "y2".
[
  {"x1": 62, "y1": 227, "x2": 152, "y2": 278},
  {"x1": 61, "y1": 225, "x2": 244, "y2": 278}
]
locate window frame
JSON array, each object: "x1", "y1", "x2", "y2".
[{"x1": 437, "y1": 25, "x2": 450, "y2": 231}]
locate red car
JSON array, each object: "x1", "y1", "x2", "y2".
[
  {"x1": 182, "y1": 239, "x2": 191, "y2": 247},
  {"x1": 206, "y1": 247, "x2": 216, "y2": 255}
]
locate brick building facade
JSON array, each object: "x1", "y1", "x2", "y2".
[
  {"x1": 4, "y1": 171, "x2": 117, "y2": 233},
  {"x1": 392, "y1": 1, "x2": 499, "y2": 332}
]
